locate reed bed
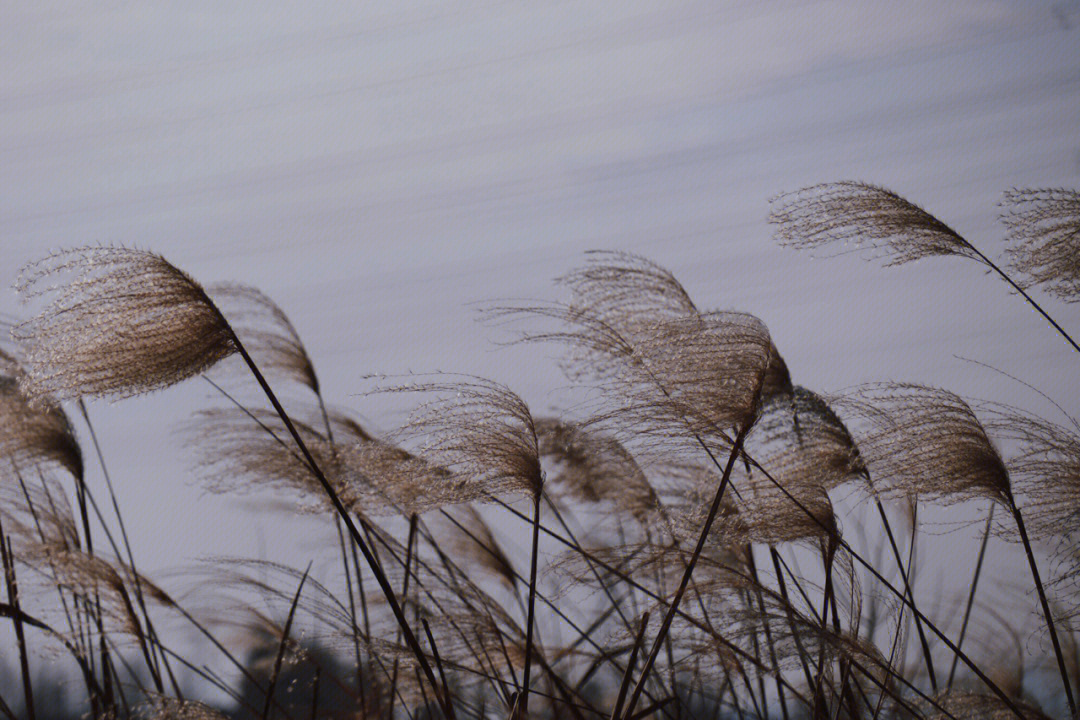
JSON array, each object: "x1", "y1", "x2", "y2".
[{"x1": 1, "y1": 182, "x2": 1079, "y2": 719}]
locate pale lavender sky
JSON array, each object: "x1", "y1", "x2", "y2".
[{"x1": 2, "y1": 0, "x2": 1079, "y2": 692}]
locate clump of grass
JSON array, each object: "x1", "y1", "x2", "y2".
[{"x1": 1, "y1": 179, "x2": 1078, "y2": 720}]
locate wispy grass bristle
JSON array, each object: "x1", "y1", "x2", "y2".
[
  {"x1": 1001, "y1": 188, "x2": 1080, "y2": 302},
  {"x1": 770, "y1": 181, "x2": 980, "y2": 266},
  {"x1": 14, "y1": 247, "x2": 235, "y2": 401}
]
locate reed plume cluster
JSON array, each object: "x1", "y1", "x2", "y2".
[{"x1": 1, "y1": 179, "x2": 1078, "y2": 720}]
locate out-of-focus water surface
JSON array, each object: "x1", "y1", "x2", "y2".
[{"x1": 2, "y1": 0, "x2": 1079, "y2": 692}]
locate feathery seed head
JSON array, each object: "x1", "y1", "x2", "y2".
[
  {"x1": 14, "y1": 247, "x2": 235, "y2": 401},
  {"x1": 0, "y1": 359, "x2": 83, "y2": 480},
  {"x1": 770, "y1": 181, "x2": 979, "y2": 266},
  {"x1": 922, "y1": 691, "x2": 1051, "y2": 720},
  {"x1": 1001, "y1": 187, "x2": 1080, "y2": 302},
  {"x1": 836, "y1": 384, "x2": 1010, "y2": 505},
  {"x1": 536, "y1": 417, "x2": 661, "y2": 524},
  {"x1": 388, "y1": 376, "x2": 544, "y2": 499},
  {"x1": 207, "y1": 283, "x2": 320, "y2": 393},
  {"x1": 188, "y1": 406, "x2": 462, "y2": 516}
]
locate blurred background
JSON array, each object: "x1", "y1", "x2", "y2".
[{"x1": 1, "y1": 0, "x2": 1079, "y2": 709}]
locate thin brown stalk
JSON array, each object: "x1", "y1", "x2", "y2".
[
  {"x1": 811, "y1": 537, "x2": 838, "y2": 719},
  {"x1": 260, "y1": 564, "x2": 309, "y2": 720},
  {"x1": 746, "y1": 550, "x2": 788, "y2": 720},
  {"x1": 1005, "y1": 488, "x2": 1076, "y2": 715},
  {"x1": 389, "y1": 514, "x2": 420, "y2": 720},
  {"x1": 422, "y1": 617, "x2": 458, "y2": 720},
  {"x1": 946, "y1": 503, "x2": 995, "y2": 689},
  {"x1": 610, "y1": 612, "x2": 649, "y2": 720},
  {"x1": 519, "y1": 487, "x2": 543, "y2": 717},
  {"x1": 620, "y1": 427, "x2": 747, "y2": 720},
  {"x1": 0, "y1": 530, "x2": 34, "y2": 720},
  {"x1": 309, "y1": 667, "x2": 320, "y2": 720},
  {"x1": 627, "y1": 696, "x2": 674, "y2": 720},
  {"x1": 769, "y1": 547, "x2": 817, "y2": 694},
  {"x1": 875, "y1": 499, "x2": 936, "y2": 691},
  {"x1": 335, "y1": 518, "x2": 367, "y2": 711}
]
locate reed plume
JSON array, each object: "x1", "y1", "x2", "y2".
[
  {"x1": 728, "y1": 386, "x2": 861, "y2": 543},
  {"x1": 19, "y1": 541, "x2": 173, "y2": 646},
  {"x1": 386, "y1": 376, "x2": 543, "y2": 501},
  {"x1": 0, "y1": 354, "x2": 83, "y2": 482},
  {"x1": 989, "y1": 407, "x2": 1080, "y2": 619},
  {"x1": 0, "y1": 473, "x2": 80, "y2": 552},
  {"x1": 437, "y1": 505, "x2": 518, "y2": 592},
  {"x1": 14, "y1": 247, "x2": 235, "y2": 400},
  {"x1": 770, "y1": 181, "x2": 981, "y2": 266},
  {"x1": 187, "y1": 406, "x2": 463, "y2": 517},
  {"x1": 558, "y1": 250, "x2": 700, "y2": 322},
  {"x1": 535, "y1": 418, "x2": 661, "y2": 526},
  {"x1": 771, "y1": 181, "x2": 1080, "y2": 353},
  {"x1": 989, "y1": 408, "x2": 1080, "y2": 539},
  {"x1": 761, "y1": 343, "x2": 794, "y2": 405},
  {"x1": 140, "y1": 696, "x2": 232, "y2": 720},
  {"x1": 556, "y1": 251, "x2": 773, "y2": 436},
  {"x1": 1001, "y1": 188, "x2": 1080, "y2": 302},
  {"x1": 833, "y1": 383, "x2": 1010, "y2": 506},
  {"x1": 921, "y1": 690, "x2": 1052, "y2": 720}
]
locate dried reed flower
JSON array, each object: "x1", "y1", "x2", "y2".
[
  {"x1": 387, "y1": 376, "x2": 543, "y2": 499},
  {"x1": 735, "y1": 475, "x2": 836, "y2": 546},
  {"x1": 0, "y1": 355, "x2": 83, "y2": 480},
  {"x1": 0, "y1": 474, "x2": 80, "y2": 551},
  {"x1": 139, "y1": 697, "x2": 231, "y2": 720},
  {"x1": 535, "y1": 417, "x2": 660, "y2": 525},
  {"x1": 657, "y1": 464, "x2": 756, "y2": 548},
  {"x1": 187, "y1": 406, "x2": 462, "y2": 516},
  {"x1": 1001, "y1": 188, "x2": 1080, "y2": 301},
  {"x1": 558, "y1": 250, "x2": 699, "y2": 323},
  {"x1": 834, "y1": 384, "x2": 1010, "y2": 506},
  {"x1": 751, "y1": 386, "x2": 867, "y2": 493},
  {"x1": 988, "y1": 408, "x2": 1080, "y2": 615},
  {"x1": 761, "y1": 342, "x2": 794, "y2": 403},
  {"x1": 21, "y1": 542, "x2": 173, "y2": 636},
  {"x1": 695, "y1": 386, "x2": 857, "y2": 544},
  {"x1": 660, "y1": 388, "x2": 850, "y2": 546},
  {"x1": 503, "y1": 303, "x2": 773, "y2": 446},
  {"x1": 492, "y1": 254, "x2": 773, "y2": 445},
  {"x1": 207, "y1": 283, "x2": 320, "y2": 392},
  {"x1": 921, "y1": 691, "x2": 1051, "y2": 720},
  {"x1": 438, "y1": 505, "x2": 518, "y2": 591},
  {"x1": 561, "y1": 252, "x2": 772, "y2": 430},
  {"x1": 770, "y1": 181, "x2": 981, "y2": 266},
  {"x1": 989, "y1": 408, "x2": 1080, "y2": 537},
  {"x1": 14, "y1": 247, "x2": 235, "y2": 400}
]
